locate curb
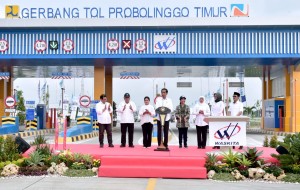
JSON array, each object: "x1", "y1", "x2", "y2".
[
  {"x1": 0, "y1": 129, "x2": 55, "y2": 138},
  {"x1": 58, "y1": 131, "x2": 99, "y2": 143},
  {"x1": 246, "y1": 128, "x2": 295, "y2": 136}
]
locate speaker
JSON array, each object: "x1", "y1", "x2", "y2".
[
  {"x1": 276, "y1": 145, "x2": 289, "y2": 155},
  {"x1": 15, "y1": 136, "x2": 31, "y2": 154}
]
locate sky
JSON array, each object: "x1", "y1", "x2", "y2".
[{"x1": 13, "y1": 77, "x2": 262, "y2": 109}]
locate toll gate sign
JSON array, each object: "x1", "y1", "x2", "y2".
[{"x1": 79, "y1": 95, "x2": 91, "y2": 108}]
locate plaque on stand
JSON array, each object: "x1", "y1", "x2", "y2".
[{"x1": 154, "y1": 106, "x2": 171, "y2": 151}]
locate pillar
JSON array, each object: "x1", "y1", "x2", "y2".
[
  {"x1": 94, "y1": 66, "x2": 113, "y2": 103},
  {"x1": 105, "y1": 66, "x2": 113, "y2": 103},
  {"x1": 94, "y1": 66, "x2": 105, "y2": 100},
  {"x1": 261, "y1": 66, "x2": 267, "y2": 129},
  {"x1": 0, "y1": 77, "x2": 13, "y2": 124},
  {"x1": 290, "y1": 65, "x2": 300, "y2": 132},
  {"x1": 284, "y1": 65, "x2": 292, "y2": 132}
]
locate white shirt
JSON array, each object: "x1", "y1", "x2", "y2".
[
  {"x1": 211, "y1": 101, "x2": 226, "y2": 116},
  {"x1": 155, "y1": 97, "x2": 173, "y2": 121},
  {"x1": 139, "y1": 104, "x2": 156, "y2": 125},
  {"x1": 193, "y1": 103, "x2": 210, "y2": 126},
  {"x1": 95, "y1": 101, "x2": 112, "y2": 124},
  {"x1": 117, "y1": 101, "x2": 137, "y2": 123},
  {"x1": 229, "y1": 101, "x2": 243, "y2": 116}
]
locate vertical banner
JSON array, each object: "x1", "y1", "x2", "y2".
[
  {"x1": 209, "y1": 121, "x2": 246, "y2": 146},
  {"x1": 63, "y1": 117, "x2": 67, "y2": 150},
  {"x1": 54, "y1": 119, "x2": 59, "y2": 151}
]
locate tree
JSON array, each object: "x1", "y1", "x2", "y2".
[
  {"x1": 16, "y1": 90, "x2": 26, "y2": 124},
  {"x1": 243, "y1": 106, "x2": 256, "y2": 118},
  {"x1": 254, "y1": 100, "x2": 262, "y2": 117}
]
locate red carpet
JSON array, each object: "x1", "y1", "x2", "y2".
[{"x1": 24, "y1": 145, "x2": 279, "y2": 179}]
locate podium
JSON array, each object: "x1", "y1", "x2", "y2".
[
  {"x1": 204, "y1": 116, "x2": 249, "y2": 147},
  {"x1": 154, "y1": 106, "x2": 171, "y2": 151}
]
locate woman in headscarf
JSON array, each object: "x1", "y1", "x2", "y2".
[
  {"x1": 211, "y1": 92, "x2": 226, "y2": 149},
  {"x1": 193, "y1": 96, "x2": 210, "y2": 149},
  {"x1": 175, "y1": 96, "x2": 190, "y2": 148}
]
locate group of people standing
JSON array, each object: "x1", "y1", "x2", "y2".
[{"x1": 95, "y1": 88, "x2": 243, "y2": 150}]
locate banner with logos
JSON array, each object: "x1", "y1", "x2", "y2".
[
  {"x1": 209, "y1": 121, "x2": 246, "y2": 146},
  {"x1": 1, "y1": 0, "x2": 300, "y2": 27}
]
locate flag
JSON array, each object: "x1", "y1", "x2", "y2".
[
  {"x1": 41, "y1": 82, "x2": 46, "y2": 94},
  {"x1": 38, "y1": 80, "x2": 40, "y2": 103},
  {"x1": 59, "y1": 79, "x2": 64, "y2": 88}
]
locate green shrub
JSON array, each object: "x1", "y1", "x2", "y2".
[
  {"x1": 31, "y1": 135, "x2": 47, "y2": 146},
  {"x1": 221, "y1": 148, "x2": 241, "y2": 168},
  {"x1": 263, "y1": 164, "x2": 283, "y2": 177},
  {"x1": 282, "y1": 173, "x2": 300, "y2": 183},
  {"x1": 243, "y1": 147, "x2": 263, "y2": 167},
  {"x1": 212, "y1": 173, "x2": 236, "y2": 181},
  {"x1": 236, "y1": 155, "x2": 252, "y2": 167},
  {"x1": 71, "y1": 162, "x2": 86, "y2": 170},
  {"x1": 25, "y1": 151, "x2": 45, "y2": 167},
  {"x1": 263, "y1": 136, "x2": 269, "y2": 147},
  {"x1": 0, "y1": 136, "x2": 21, "y2": 162},
  {"x1": 269, "y1": 134, "x2": 278, "y2": 148},
  {"x1": 63, "y1": 169, "x2": 96, "y2": 177},
  {"x1": 271, "y1": 133, "x2": 300, "y2": 171}
]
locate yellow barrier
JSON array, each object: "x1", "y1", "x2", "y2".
[{"x1": 26, "y1": 118, "x2": 38, "y2": 130}]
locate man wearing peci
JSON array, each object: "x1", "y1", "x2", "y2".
[
  {"x1": 155, "y1": 88, "x2": 173, "y2": 150},
  {"x1": 96, "y1": 94, "x2": 114, "y2": 148},
  {"x1": 117, "y1": 93, "x2": 137, "y2": 148},
  {"x1": 228, "y1": 92, "x2": 244, "y2": 149}
]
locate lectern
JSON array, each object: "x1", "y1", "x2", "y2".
[
  {"x1": 204, "y1": 116, "x2": 249, "y2": 147},
  {"x1": 154, "y1": 106, "x2": 171, "y2": 151}
]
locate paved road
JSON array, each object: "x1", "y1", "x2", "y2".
[{"x1": 1, "y1": 176, "x2": 299, "y2": 190}]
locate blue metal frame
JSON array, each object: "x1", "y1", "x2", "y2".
[{"x1": 1, "y1": 28, "x2": 300, "y2": 59}]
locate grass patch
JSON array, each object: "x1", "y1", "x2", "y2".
[
  {"x1": 63, "y1": 169, "x2": 96, "y2": 177},
  {"x1": 212, "y1": 173, "x2": 237, "y2": 181},
  {"x1": 281, "y1": 173, "x2": 300, "y2": 183}
]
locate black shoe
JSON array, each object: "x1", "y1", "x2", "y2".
[
  {"x1": 213, "y1": 146, "x2": 220, "y2": 149},
  {"x1": 120, "y1": 145, "x2": 125, "y2": 148},
  {"x1": 202, "y1": 146, "x2": 206, "y2": 149},
  {"x1": 239, "y1": 146, "x2": 243, "y2": 150},
  {"x1": 129, "y1": 145, "x2": 135, "y2": 148},
  {"x1": 109, "y1": 144, "x2": 114, "y2": 148},
  {"x1": 233, "y1": 146, "x2": 235, "y2": 149},
  {"x1": 184, "y1": 145, "x2": 188, "y2": 148},
  {"x1": 100, "y1": 144, "x2": 104, "y2": 148},
  {"x1": 198, "y1": 146, "x2": 201, "y2": 149},
  {"x1": 179, "y1": 145, "x2": 182, "y2": 148}
]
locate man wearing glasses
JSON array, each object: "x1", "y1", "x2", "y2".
[{"x1": 228, "y1": 92, "x2": 244, "y2": 149}]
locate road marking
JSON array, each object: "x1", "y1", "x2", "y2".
[{"x1": 146, "y1": 178, "x2": 157, "y2": 190}]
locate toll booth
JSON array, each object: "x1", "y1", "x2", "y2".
[
  {"x1": 36, "y1": 104, "x2": 46, "y2": 130},
  {"x1": 263, "y1": 99, "x2": 285, "y2": 130}
]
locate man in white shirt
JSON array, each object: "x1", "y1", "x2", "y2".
[
  {"x1": 228, "y1": 92, "x2": 244, "y2": 149},
  {"x1": 96, "y1": 94, "x2": 114, "y2": 148},
  {"x1": 117, "y1": 93, "x2": 137, "y2": 148},
  {"x1": 155, "y1": 88, "x2": 173, "y2": 150}
]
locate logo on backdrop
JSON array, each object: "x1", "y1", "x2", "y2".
[
  {"x1": 213, "y1": 123, "x2": 241, "y2": 140},
  {"x1": 230, "y1": 4, "x2": 249, "y2": 17},
  {"x1": 154, "y1": 35, "x2": 176, "y2": 53},
  {"x1": 135, "y1": 39, "x2": 147, "y2": 52},
  {"x1": 34, "y1": 40, "x2": 47, "y2": 52},
  {"x1": 107, "y1": 39, "x2": 119, "y2": 51},
  {"x1": 62, "y1": 39, "x2": 74, "y2": 52},
  {"x1": 0, "y1": 39, "x2": 9, "y2": 52},
  {"x1": 122, "y1": 40, "x2": 131, "y2": 49},
  {"x1": 5, "y1": 5, "x2": 19, "y2": 18}
]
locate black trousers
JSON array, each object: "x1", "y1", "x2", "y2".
[
  {"x1": 98, "y1": 123, "x2": 113, "y2": 145},
  {"x1": 121, "y1": 123, "x2": 134, "y2": 146},
  {"x1": 196, "y1": 125, "x2": 208, "y2": 147},
  {"x1": 157, "y1": 120, "x2": 169, "y2": 147},
  {"x1": 142, "y1": 122, "x2": 153, "y2": 147},
  {"x1": 178, "y1": 128, "x2": 188, "y2": 146}
]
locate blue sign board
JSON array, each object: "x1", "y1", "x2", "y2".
[
  {"x1": 26, "y1": 109, "x2": 35, "y2": 121},
  {"x1": 52, "y1": 72, "x2": 72, "y2": 77},
  {"x1": 0, "y1": 72, "x2": 10, "y2": 76}
]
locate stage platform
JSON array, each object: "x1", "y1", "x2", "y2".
[{"x1": 24, "y1": 145, "x2": 279, "y2": 179}]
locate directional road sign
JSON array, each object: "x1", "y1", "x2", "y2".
[
  {"x1": 49, "y1": 41, "x2": 59, "y2": 50},
  {"x1": 5, "y1": 96, "x2": 16, "y2": 107}
]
